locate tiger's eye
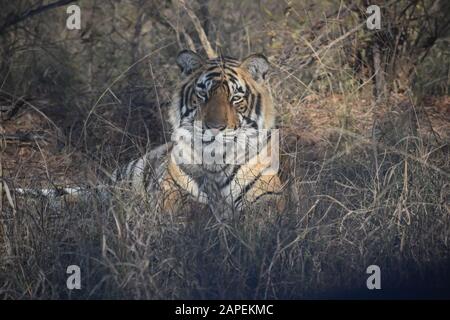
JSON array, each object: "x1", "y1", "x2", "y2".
[
  {"x1": 195, "y1": 90, "x2": 207, "y2": 102},
  {"x1": 231, "y1": 96, "x2": 243, "y2": 103}
]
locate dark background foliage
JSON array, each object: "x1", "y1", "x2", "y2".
[{"x1": 0, "y1": 0, "x2": 449, "y2": 299}]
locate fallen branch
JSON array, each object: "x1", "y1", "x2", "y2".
[{"x1": 0, "y1": 132, "x2": 50, "y2": 145}]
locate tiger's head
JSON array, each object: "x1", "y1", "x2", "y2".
[{"x1": 170, "y1": 50, "x2": 276, "y2": 171}]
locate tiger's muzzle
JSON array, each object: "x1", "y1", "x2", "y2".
[{"x1": 198, "y1": 84, "x2": 239, "y2": 135}]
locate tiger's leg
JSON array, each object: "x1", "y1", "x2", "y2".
[
  {"x1": 246, "y1": 174, "x2": 285, "y2": 214},
  {"x1": 159, "y1": 172, "x2": 185, "y2": 213},
  {"x1": 158, "y1": 160, "x2": 208, "y2": 213}
]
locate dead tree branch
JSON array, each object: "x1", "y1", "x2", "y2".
[
  {"x1": 0, "y1": 0, "x2": 77, "y2": 34},
  {"x1": 179, "y1": 0, "x2": 216, "y2": 58}
]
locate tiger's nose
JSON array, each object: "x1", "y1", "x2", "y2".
[{"x1": 204, "y1": 121, "x2": 227, "y2": 131}]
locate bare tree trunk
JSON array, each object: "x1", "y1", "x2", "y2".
[{"x1": 373, "y1": 41, "x2": 386, "y2": 103}]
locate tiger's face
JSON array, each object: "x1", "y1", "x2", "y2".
[{"x1": 170, "y1": 50, "x2": 276, "y2": 172}]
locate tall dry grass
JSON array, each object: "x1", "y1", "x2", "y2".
[
  {"x1": 1, "y1": 0, "x2": 449, "y2": 299},
  {"x1": 1, "y1": 117, "x2": 449, "y2": 298}
]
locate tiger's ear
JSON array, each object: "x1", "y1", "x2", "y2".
[
  {"x1": 240, "y1": 53, "x2": 269, "y2": 82},
  {"x1": 176, "y1": 50, "x2": 204, "y2": 76}
]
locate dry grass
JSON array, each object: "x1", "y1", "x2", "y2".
[
  {"x1": 1, "y1": 104, "x2": 449, "y2": 299},
  {"x1": 1, "y1": 0, "x2": 449, "y2": 299}
]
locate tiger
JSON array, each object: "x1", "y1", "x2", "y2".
[{"x1": 112, "y1": 50, "x2": 285, "y2": 215}]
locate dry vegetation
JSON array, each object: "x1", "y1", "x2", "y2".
[{"x1": 0, "y1": 0, "x2": 449, "y2": 299}]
